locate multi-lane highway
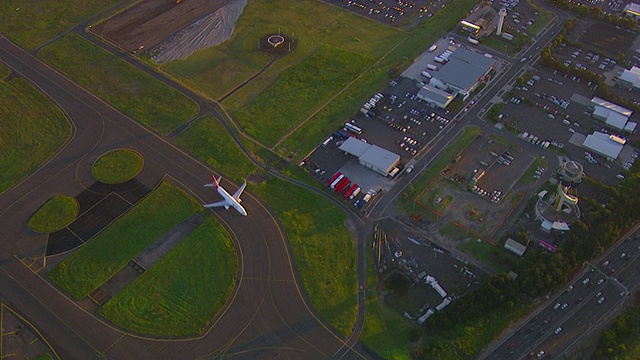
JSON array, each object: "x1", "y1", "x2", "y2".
[
  {"x1": 0, "y1": 34, "x2": 364, "y2": 359},
  {"x1": 483, "y1": 229, "x2": 640, "y2": 359}
]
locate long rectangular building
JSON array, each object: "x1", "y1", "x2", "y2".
[{"x1": 339, "y1": 137, "x2": 400, "y2": 176}]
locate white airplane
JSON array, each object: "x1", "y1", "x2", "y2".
[{"x1": 204, "y1": 175, "x2": 248, "y2": 216}]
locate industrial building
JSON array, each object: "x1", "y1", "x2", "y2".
[
  {"x1": 582, "y1": 131, "x2": 625, "y2": 161},
  {"x1": 619, "y1": 66, "x2": 640, "y2": 91},
  {"x1": 430, "y1": 48, "x2": 496, "y2": 100},
  {"x1": 339, "y1": 137, "x2": 400, "y2": 176},
  {"x1": 504, "y1": 238, "x2": 526, "y2": 256},
  {"x1": 590, "y1": 97, "x2": 637, "y2": 132},
  {"x1": 417, "y1": 84, "x2": 455, "y2": 108},
  {"x1": 623, "y1": 2, "x2": 640, "y2": 19}
]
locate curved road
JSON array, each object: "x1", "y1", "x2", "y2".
[{"x1": 0, "y1": 35, "x2": 364, "y2": 359}]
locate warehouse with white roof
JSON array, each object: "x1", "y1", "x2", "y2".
[
  {"x1": 431, "y1": 48, "x2": 495, "y2": 100},
  {"x1": 339, "y1": 137, "x2": 400, "y2": 176},
  {"x1": 582, "y1": 131, "x2": 624, "y2": 160},
  {"x1": 590, "y1": 97, "x2": 636, "y2": 132},
  {"x1": 619, "y1": 66, "x2": 640, "y2": 91}
]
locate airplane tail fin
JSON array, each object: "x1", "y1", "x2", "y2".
[{"x1": 205, "y1": 175, "x2": 221, "y2": 188}]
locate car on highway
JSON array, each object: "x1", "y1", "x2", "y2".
[
  {"x1": 554, "y1": 327, "x2": 563, "y2": 334},
  {"x1": 406, "y1": 165, "x2": 414, "y2": 173}
]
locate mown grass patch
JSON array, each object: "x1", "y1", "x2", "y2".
[
  {"x1": 232, "y1": 45, "x2": 372, "y2": 146},
  {"x1": 279, "y1": 0, "x2": 480, "y2": 160},
  {"x1": 457, "y1": 238, "x2": 505, "y2": 272},
  {"x1": 527, "y1": 0, "x2": 555, "y2": 36},
  {"x1": 161, "y1": 0, "x2": 405, "y2": 104},
  {"x1": 0, "y1": 78, "x2": 70, "y2": 193},
  {"x1": 39, "y1": 34, "x2": 198, "y2": 134},
  {"x1": 27, "y1": 195, "x2": 79, "y2": 233},
  {"x1": 0, "y1": 0, "x2": 120, "y2": 50},
  {"x1": 173, "y1": 116, "x2": 258, "y2": 182},
  {"x1": 518, "y1": 156, "x2": 549, "y2": 185},
  {"x1": 481, "y1": 36, "x2": 522, "y2": 57},
  {"x1": 48, "y1": 180, "x2": 199, "y2": 299},
  {"x1": 99, "y1": 217, "x2": 236, "y2": 337},
  {"x1": 0, "y1": 63, "x2": 11, "y2": 79},
  {"x1": 92, "y1": 149, "x2": 143, "y2": 184},
  {"x1": 253, "y1": 177, "x2": 357, "y2": 336}
]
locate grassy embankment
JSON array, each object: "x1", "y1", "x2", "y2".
[
  {"x1": 92, "y1": 149, "x2": 143, "y2": 184},
  {"x1": 99, "y1": 217, "x2": 236, "y2": 336},
  {"x1": 48, "y1": 180, "x2": 202, "y2": 299},
  {"x1": 39, "y1": 34, "x2": 198, "y2": 134},
  {"x1": 0, "y1": 67, "x2": 71, "y2": 193},
  {"x1": 0, "y1": 0, "x2": 120, "y2": 50},
  {"x1": 174, "y1": 117, "x2": 358, "y2": 336},
  {"x1": 27, "y1": 195, "x2": 79, "y2": 233}
]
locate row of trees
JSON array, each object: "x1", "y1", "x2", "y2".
[{"x1": 545, "y1": 0, "x2": 638, "y2": 29}]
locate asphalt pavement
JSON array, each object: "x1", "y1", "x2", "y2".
[{"x1": 0, "y1": 35, "x2": 364, "y2": 359}]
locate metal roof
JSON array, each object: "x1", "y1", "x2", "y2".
[
  {"x1": 591, "y1": 97, "x2": 633, "y2": 117},
  {"x1": 417, "y1": 84, "x2": 454, "y2": 107},
  {"x1": 432, "y1": 48, "x2": 495, "y2": 91},
  {"x1": 582, "y1": 131, "x2": 624, "y2": 159},
  {"x1": 619, "y1": 66, "x2": 640, "y2": 89},
  {"x1": 339, "y1": 137, "x2": 400, "y2": 172}
]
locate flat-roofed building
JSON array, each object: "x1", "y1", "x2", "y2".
[
  {"x1": 591, "y1": 96, "x2": 635, "y2": 132},
  {"x1": 431, "y1": 48, "x2": 495, "y2": 100},
  {"x1": 339, "y1": 137, "x2": 400, "y2": 176},
  {"x1": 619, "y1": 66, "x2": 640, "y2": 91},
  {"x1": 504, "y1": 238, "x2": 526, "y2": 256},
  {"x1": 582, "y1": 131, "x2": 624, "y2": 160},
  {"x1": 623, "y1": 2, "x2": 640, "y2": 18},
  {"x1": 417, "y1": 84, "x2": 455, "y2": 108}
]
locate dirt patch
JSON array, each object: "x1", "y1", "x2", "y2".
[
  {"x1": 92, "y1": 0, "x2": 232, "y2": 53},
  {"x1": 579, "y1": 23, "x2": 637, "y2": 55}
]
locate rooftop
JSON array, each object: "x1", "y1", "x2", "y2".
[
  {"x1": 591, "y1": 97, "x2": 633, "y2": 117},
  {"x1": 433, "y1": 48, "x2": 495, "y2": 91},
  {"x1": 582, "y1": 131, "x2": 624, "y2": 159}
]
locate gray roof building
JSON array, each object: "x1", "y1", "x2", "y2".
[
  {"x1": 432, "y1": 48, "x2": 495, "y2": 96},
  {"x1": 339, "y1": 137, "x2": 400, "y2": 176},
  {"x1": 504, "y1": 238, "x2": 526, "y2": 256},
  {"x1": 582, "y1": 131, "x2": 624, "y2": 160},
  {"x1": 417, "y1": 84, "x2": 454, "y2": 108}
]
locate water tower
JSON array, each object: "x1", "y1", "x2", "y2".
[{"x1": 497, "y1": 8, "x2": 507, "y2": 36}]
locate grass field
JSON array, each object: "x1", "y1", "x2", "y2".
[
  {"x1": 0, "y1": 77, "x2": 71, "y2": 194},
  {"x1": 232, "y1": 45, "x2": 373, "y2": 146},
  {"x1": 173, "y1": 116, "x2": 258, "y2": 182},
  {"x1": 0, "y1": 0, "x2": 120, "y2": 50},
  {"x1": 527, "y1": 0, "x2": 555, "y2": 36},
  {"x1": 361, "y1": 242, "x2": 416, "y2": 359},
  {"x1": 279, "y1": 0, "x2": 482, "y2": 160},
  {"x1": 0, "y1": 63, "x2": 11, "y2": 79},
  {"x1": 399, "y1": 126, "x2": 482, "y2": 216},
  {"x1": 481, "y1": 36, "x2": 522, "y2": 57},
  {"x1": 27, "y1": 195, "x2": 79, "y2": 233},
  {"x1": 253, "y1": 177, "x2": 357, "y2": 336},
  {"x1": 161, "y1": 0, "x2": 405, "y2": 104},
  {"x1": 99, "y1": 217, "x2": 236, "y2": 336},
  {"x1": 48, "y1": 180, "x2": 200, "y2": 299},
  {"x1": 39, "y1": 34, "x2": 198, "y2": 134},
  {"x1": 457, "y1": 238, "x2": 505, "y2": 272},
  {"x1": 92, "y1": 149, "x2": 143, "y2": 184}
]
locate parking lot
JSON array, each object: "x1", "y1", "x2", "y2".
[
  {"x1": 304, "y1": 73, "x2": 459, "y2": 209},
  {"x1": 323, "y1": 0, "x2": 452, "y2": 25}
]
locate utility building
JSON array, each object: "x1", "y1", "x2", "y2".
[
  {"x1": 339, "y1": 137, "x2": 400, "y2": 176},
  {"x1": 582, "y1": 131, "x2": 624, "y2": 161},
  {"x1": 431, "y1": 48, "x2": 495, "y2": 100}
]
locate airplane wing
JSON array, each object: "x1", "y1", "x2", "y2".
[
  {"x1": 203, "y1": 200, "x2": 229, "y2": 208},
  {"x1": 232, "y1": 180, "x2": 247, "y2": 201}
]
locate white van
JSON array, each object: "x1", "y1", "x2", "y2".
[
  {"x1": 562, "y1": 119, "x2": 571, "y2": 125},
  {"x1": 421, "y1": 71, "x2": 432, "y2": 79},
  {"x1": 426, "y1": 64, "x2": 438, "y2": 71}
]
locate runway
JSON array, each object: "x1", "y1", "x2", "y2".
[{"x1": 0, "y1": 35, "x2": 363, "y2": 359}]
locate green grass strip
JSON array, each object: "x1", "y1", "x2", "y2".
[
  {"x1": 232, "y1": 45, "x2": 373, "y2": 146},
  {"x1": 99, "y1": 217, "x2": 236, "y2": 337},
  {"x1": 28, "y1": 195, "x2": 79, "y2": 233},
  {"x1": 39, "y1": 34, "x2": 198, "y2": 134},
  {"x1": 92, "y1": 148, "x2": 143, "y2": 184},
  {"x1": 0, "y1": 78, "x2": 71, "y2": 193},
  {"x1": 0, "y1": 0, "x2": 120, "y2": 50},
  {"x1": 48, "y1": 180, "x2": 199, "y2": 299},
  {"x1": 253, "y1": 177, "x2": 358, "y2": 336},
  {"x1": 173, "y1": 116, "x2": 258, "y2": 182}
]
